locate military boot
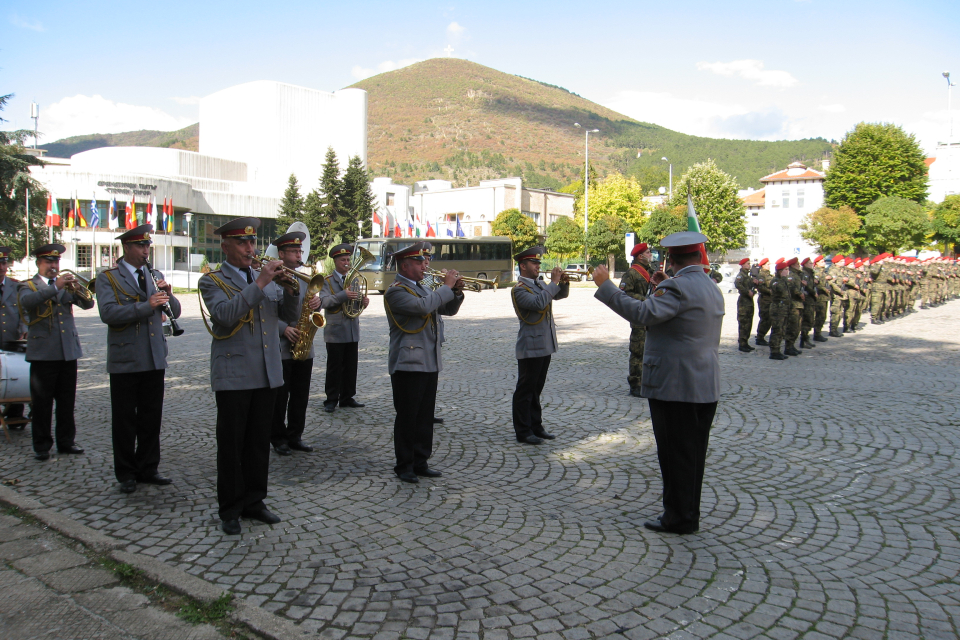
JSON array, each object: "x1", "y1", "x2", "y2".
[
  {"x1": 755, "y1": 336, "x2": 770, "y2": 346},
  {"x1": 769, "y1": 352, "x2": 788, "y2": 360},
  {"x1": 738, "y1": 343, "x2": 755, "y2": 352},
  {"x1": 813, "y1": 332, "x2": 828, "y2": 342},
  {"x1": 784, "y1": 344, "x2": 802, "y2": 356},
  {"x1": 801, "y1": 334, "x2": 815, "y2": 349}
]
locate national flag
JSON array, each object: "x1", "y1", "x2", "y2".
[
  {"x1": 89, "y1": 199, "x2": 100, "y2": 228},
  {"x1": 393, "y1": 214, "x2": 402, "y2": 238},
  {"x1": 407, "y1": 216, "x2": 414, "y2": 237},
  {"x1": 372, "y1": 209, "x2": 382, "y2": 226},
  {"x1": 446, "y1": 227, "x2": 454, "y2": 237},
  {"x1": 66, "y1": 198, "x2": 75, "y2": 228},
  {"x1": 145, "y1": 197, "x2": 154, "y2": 226},
  {"x1": 165, "y1": 198, "x2": 174, "y2": 232},
  {"x1": 125, "y1": 196, "x2": 136, "y2": 229},
  {"x1": 425, "y1": 221, "x2": 436, "y2": 238},
  {"x1": 75, "y1": 194, "x2": 87, "y2": 227},
  {"x1": 46, "y1": 194, "x2": 61, "y2": 227},
  {"x1": 686, "y1": 193, "x2": 711, "y2": 272},
  {"x1": 108, "y1": 197, "x2": 119, "y2": 229},
  {"x1": 456, "y1": 216, "x2": 465, "y2": 237}
]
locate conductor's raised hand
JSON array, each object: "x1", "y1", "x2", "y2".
[
  {"x1": 593, "y1": 265, "x2": 609, "y2": 287},
  {"x1": 651, "y1": 271, "x2": 668, "y2": 285}
]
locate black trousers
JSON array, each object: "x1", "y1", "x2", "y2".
[
  {"x1": 29, "y1": 359, "x2": 78, "y2": 454},
  {"x1": 512, "y1": 355, "x2": 551, "y2": 439},
  {"x1": 647, "y1": 398, "x2": 717, "y2": 530},
  {"x1": 110, "y1": 369, "x2": 165, "y2": 482},
  {"x1": 325, "y1": 342, "x2": 358, "y2": 404},
  {"x1": 390, "y1": 371, "x2": 438, "y2": 475},
  {"x1": 271, "y1": 358, "x2": 313, "y2": 445},
  {"x1": 216, "y1": 387, "x2": 277, "y2": 520}
]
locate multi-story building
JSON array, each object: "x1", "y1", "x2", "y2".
[{"x1": 741, "y1": 162, "x2": 825, "y2": 261}]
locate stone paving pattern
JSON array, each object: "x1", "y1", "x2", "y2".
[{"x1": 1, "y1": 285, "x2": 958, "y2": 639}]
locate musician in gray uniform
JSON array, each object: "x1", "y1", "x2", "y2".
[
  {"x1": 270, "y1": 231, "x2": 322, "y2": 455},
  {"x1": 199, "y1": 218, "x2": 299, "y2": 535},
  {"x1": 593, "y1": 232, "x2": 724, "y2": 535},
  {"x1": 95, "y1": 225, "x2": 181, "y2": 493},
  {"x1": 511, "y1": 246, "x2": 569, "y2": 445},
  {"x1": 0, "y1": 246, "x2": 27, "y2": 423},
  {"x1": 321, "y1": 243, "x2": 369, "y2": 414},
  {"x1": 384, "y1": 242, "x2": 463, "y2": 483},
  {"x1": 18, "y1": 244, "x2": 95, "y2": 461}
]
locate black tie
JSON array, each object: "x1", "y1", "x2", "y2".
[
  {"x1": 244, "y1": 268, "x2": 253, "y2": 284},
  {"x1": 137, "y1": 268, "x2": 148, "y2": 293},
  {"x1": 48, "y1": 278, "x2": 55, "y2": 287}
]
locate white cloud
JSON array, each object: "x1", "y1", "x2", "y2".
[
  {"x1": 447, "y1": 21, "x2": 465, "y2": 37},
  {"x1": 818, "y1": 104, "x2": 846, "y2": 113},
  {"x1": 905, "y1": 109, "x2": 955, "y2": 154},
  {"x1": 602, "y1": 90, "x2": 757, "y2": 138},
  {"x1": 351, "y1": 58, "x2": 423, "y2": 81},
  {"x1": 696, "y1": 59, "x2": 799, "y2": 88},
  {"x1": 170, "y1": 96, "x2": 201, "y2": 105},
  {"x1": 10, "y1": 13, "x2": 44, "y2": 32},
  {"x1": 40, "y1": 94, "x2": 194, "y2": 143}
]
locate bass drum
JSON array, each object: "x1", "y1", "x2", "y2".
[{"x1": 0, "y1": 351, "x2": 30, "y2": 400}]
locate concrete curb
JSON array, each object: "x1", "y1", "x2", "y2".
[{"x1": 0, "y1": 485, "x2": 312, "y2": 639}]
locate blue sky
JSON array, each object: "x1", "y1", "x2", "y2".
[{"x1": 3, "y1": 0, "x2": 959, "y2": 153}]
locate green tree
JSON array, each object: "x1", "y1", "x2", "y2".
[
  {"x1": 276, "y1": 174, "x2": 304, "y2": 230},
  {"x1": 930, "y1": 194, "x2": 960, "y2": 255},
  {"x1": 862, "y1": 196, "x2": 930, "y2": 254},
  {"x1": 574, "y1": 173, "x2": 649, "y2": 232},
  {"x1": 0, "y1": 93, "x2": 50, "y2": 259},
  {"x1": 491, "y1": 208, "x2": 539, "y2": 251},
  {"x1": 341, "y1": 155, "x2": 374, "y2": 240},
  {"x1": 587, "y1": 214, "x2": 631, "y2": 272},
  {"x1": 319, "y1": 146, "x2": 347, "y2": 237},
  {"x1": 302, "y1": 189, "x2": 329, "y2": 263},
  {"x1": 799, "y1": 205, "x2": 862, "y2": 253},
  {"x1": 823, "y1": 122, "x2": 928, "y2": 214},
  {"x1": 545, "y1": 216, "x2": 583, "y2": 263},
  {"x1": 638, "y1": 204, "x2": 686, "y2": 246},
  {"x1": 667, "y1": 159, "x2": 746, "y2": 256}
]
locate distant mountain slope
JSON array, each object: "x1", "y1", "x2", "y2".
[
  {"x1": 350, "y1": 58, "x2": 833, "y2": 190},
  {"x1": 42, "y1": 123, "x2": 199, "y2": 158}
]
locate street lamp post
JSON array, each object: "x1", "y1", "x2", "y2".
[
  {"x1": 945, "y1": 71, "x2": 956, "y2": 140},
  {"x1": 184, "y1": 211, "x2": 193, "y2": 290},
  {"x1": 574, "y1": 122, "x2": 599, "y2": 267},
  {"x1": 661, "y1": 157, "x2": 673, "y2": 196}
]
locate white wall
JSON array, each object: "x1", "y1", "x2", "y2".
[
  {"x1": 928, "y1": 141, "x2": 960, "y2": 203},
  {"x1": 748, "y1": 173, "x2": 824, "y2": 260}
]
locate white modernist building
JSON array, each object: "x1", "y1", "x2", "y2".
[
  {"x1": 927, "y1": 141, "x2": 960, "y2": 203},
  {"x1": 742, "y1": 162, "x2": 825, "y2": 261},
  {"x1": 25, "y1": 81, "x2": 367, "y2": 285},
  {"x1": 370, "y1": 177, "x2": 575, "y2": 238}
]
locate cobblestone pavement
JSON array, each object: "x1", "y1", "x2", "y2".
[
  {"x1": 1, "y1": 286, "x2": 959, "y2": 639},
  {"x1": 0, "y1": 509, "x2": 225, "y2": 639}
]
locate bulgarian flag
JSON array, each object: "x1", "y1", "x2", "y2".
[
  {"x1": 46, "y1": 194, "x2": 61, "y2": 227},
  {"x1": 75, "y1": 194, "x2": 87, "y2": 227},
  {"x1": 125, "y1": 196, "x2": 136, "y2": 229},
  {"x1": 686, "y1": 193, "x2": 711, "y2": 273}
]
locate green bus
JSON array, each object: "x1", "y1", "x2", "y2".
[{"x1": 354, "y1": 236, "x2": 515, "y2": 293}]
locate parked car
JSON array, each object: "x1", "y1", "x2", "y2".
[{"x1": 563, "y1": 264, "x2": 593, "y2": 281}]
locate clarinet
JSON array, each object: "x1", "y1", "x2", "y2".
[{"x1": 145, "y1": 261, "x2": 184, "y2": 336}]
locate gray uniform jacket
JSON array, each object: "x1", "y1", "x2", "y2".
[
  {"x1": 278, "y1": 277, "x2": 316, "y2": 360},
  {"x1": 320, "y1": 271, "x2": 361, "y2": 343},
  {"x1": 595, "y1": 264, "x2": 724, "y2": 403},
  {"x1": 199, "y1": 266, "x2": 299, "y2": 392},
  {"x1": 95, "y1": 260, "x2": 182, "y2": 374},
  {"x1": 18, "y1": 274, "x2": 95, "y2": 362},
  {"x1": 384, "y1": 274, "x2": 464, "y2": 375},
  {"x1": 1, "y1": 277, "x2": 27, "y2": 344},
  {"x1": 512, "y1": 276, "x2": 569, "y2": 359}
]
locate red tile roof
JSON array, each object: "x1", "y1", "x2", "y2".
[
  {"x1": 760, "y1": 168, "x2": 825, "y2": 183},
  {"x1": 925, "y1": 157, "x2": 936, "y2": 167},
  {"x1": 742, "y1": 189, "x2": 766, "y2": 206}
]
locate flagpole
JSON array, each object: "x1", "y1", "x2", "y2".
[
  {"x1": 91, "y1": 193, "x2": 97, "y2": 279},
  {"x1": 25, "y1": 188, "x2": 30, "y2": 269}
]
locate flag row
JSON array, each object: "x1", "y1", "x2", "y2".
[
  {"x1": 371, "y1": 209, "x2": 466, "y2": 238},
  {"x1": 45, "y1": 194, "x2": 176, "y2": 232}
]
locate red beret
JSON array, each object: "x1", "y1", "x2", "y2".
[
  {"x1": 833, "y1": 254, "x2": 844, "y2": 262},
  {"x1": 758, "y1": 258, "x2": 769, "y2": 266},
  {"x1": 739, "y1": 258, "x2": 750, "y2": 266},
  {"x1": 801, "y1": 257, "x2": 811, "y2": 266},
  {"x1": 814, "y1": 255, "x2": 824, "y2": 263},
  {"x1": 787, "y1": 257, "x2": 799, "y2": 267},
  {"x1": 630, "y1": 242, "x2": 649, "y2": 257}
]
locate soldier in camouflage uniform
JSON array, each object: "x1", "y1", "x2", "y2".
[
  {"x1": 799, "y1": 257, "x2": 818, "y2": 349},
  {"x1": 768, "y1": 260, "x2": 791, "y2": 360},
  {"x1": 754, "y1": 258, "x2": 773, "y2": 346},
  {"x1": 619, "y1": 243, "x2": 654, "y2": 397},
  {"x1": 870, "y1": 254, "x2": 889, "y2": 324},
  {"x1": 733, "y1": 258, "x2": 756, "y2": 352},
  {"x1": 812, "y1": 255, "x2": 830, "y2": 341},
  {"x1": 825, "y1": 256, "x2": 846, "y2": 338},
  {"x1": 843, "y1": 257, "x2": 861, "y2": 332},
  {"x1": 784, "y1": 257, "x2": 805, "y2": 355}
]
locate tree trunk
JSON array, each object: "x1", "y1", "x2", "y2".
[{"x1": 607, "y1": 253, "x2": 615, "y2": 274}]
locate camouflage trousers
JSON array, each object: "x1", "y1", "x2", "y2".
[
  {"x1": 871, "y1": 288, "x2": 885, "y2": 321},
  {"x1": 784, "y1": 305, "x2": 802, "y2": 346},
  {"x1": 815, "y1": 298, "x2": 828, "y2": 336},
  {"x1": 769, "y1": 303, "x2": 788, "y2": 354},
  {"x1": 829, "y1": 297, "x2": 844, "y2": 334},
  {"x1": 756, "y1": 297, "x2": 772, "y2": 340},
  {"x1": 844, "y1": 295, "x2": 859, "y2": 329},
  {"x1": 851, "y1": 295, "x2": 864, "y2": 328},
  {"x1": 628, "y1": 325, "x2": 646, "y2": 390},
  {"x1": 737, "y1": 296, "x2": 755, "y2": 347},
  {"x1": 800, "y1": 299, "x2": 816, "y2": 339}
]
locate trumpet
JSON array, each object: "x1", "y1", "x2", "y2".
[
  {"x1": 559, "y1": 267, "x2": 594, "y2": 283},
  {"x1": 422, "y1": 268, "x2": 498, "y2": 292},
  {"x1": 54, "y1": 269, "x2": 95, "y2": 302},
  {"x1": 251, "y1": 254, "x2": 325, "y2": 295}
]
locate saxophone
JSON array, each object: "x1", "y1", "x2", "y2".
[{"x1": 291, "y1": 268, "x2": 327, "y2": 361}]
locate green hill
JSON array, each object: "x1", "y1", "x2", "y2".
[
  {"x1": 351, "y1": 58, "x2": 833, "y2": 191},
  {"x1": 41, "y1": 123, "x2": 199, "y2": 158}
]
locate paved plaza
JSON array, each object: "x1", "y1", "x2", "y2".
[{"x1": 1, "y1": 285, "x2": 959, "y2": 639}]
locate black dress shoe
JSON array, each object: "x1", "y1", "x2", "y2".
[
  {"x1": 643, "y1": 517, "x2": 697, "y2": 535},
  {"x1": 397, "y1": 471, "x2": 419, "y2": 483},
  {"x1": 323, "y1": 402, "x2": 336, "y2": 413},
  {"x1": 272, "y1": 442, "x2": 293, "y2": 456},
  {"x1": 289, "y1": 439, "x2": 314, "y2": 452},
  {"x1": 137, "y1": 474, "x2": 173, "y2": 485},
  {"x1": 517, "y1": 434, "x2": 544, "y2": 445},
  {"x1": 414, "y1": 467, "x2": 443, "y2": 478},
  {"x1": 432, "y1": 417, "x2": 444, "y2": 424},
  {"x1": 120, "y1": 479, "x2": 137, "y2": 494},
  {"x1": 755, "y1": 337, "x2": 770, "y2": 346},
  {"x1": 241, "y1": 508, "x2": 281, "y2": 525},
  {"x1": 34, "y1": 451, "x2": 50, "y2": 461},
  {"x1": 769, "y1": 352, "x2": 788, "y2": 360},
  {"x1": 57, "y1": 444, "x2": 84, "y2": 454},
  {"x1": 339, "y1": 398, "x2": 365, "y2": 408},
  {"x1": 221, "y1": 519, "x2": 241, "y2": 535},
  {"x1": 533, "y1": 431, "x2": 556, "y2": 440}
]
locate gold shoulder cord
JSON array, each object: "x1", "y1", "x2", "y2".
[
  {"x1": 101, "y1": 270, "x2": 141, "y2": 332},
  {"x1": 511, "y1": 283, "x2": 549, "y2": 326},
  {"x1": 325, "y1": 277, "x2": 342, "y2": 315},
  {"x1": 384, "y1": 283, "x2": 432, "y2": 334},
  {"x1": 18, "y1": 281, "x2": 54, "y2": 328},
  {"x1": 198, "y1": 273, "x2": 254, "y2": 340}
]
